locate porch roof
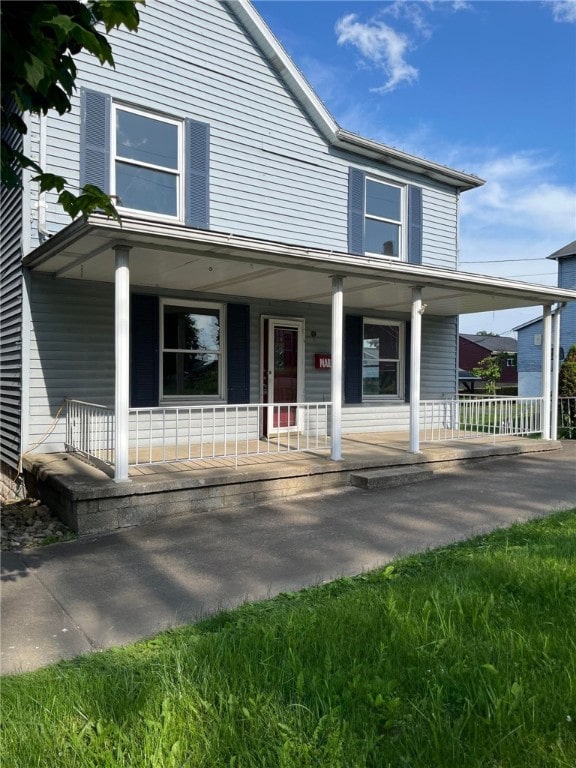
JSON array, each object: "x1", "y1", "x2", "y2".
[{"x1": 24, "y1": 214, "x2": 576, "y2": 316}]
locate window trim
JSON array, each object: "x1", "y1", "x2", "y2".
[
  {"x1": 364, "y1": 177, "x2": 406, "y2": 260},
  {"x1": 362, "y1": 318, "x2": 405, "y2": 400},
  {"x1": 159, "y1": 298, "x2": 226, "y2": 402},
  {"x1": 111, "y1": 103, "x2": 185, "y2": 222}
]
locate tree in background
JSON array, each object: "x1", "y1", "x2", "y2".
[
  {"x1": 1, "y1": 0, "x2": 142, "y2": 220},
  {"x1": 472, "y1": 354, "x2": 502, "y2": 395},
  {"x1": 558, "y1": 344, "x2": 576, "y2": 438}
]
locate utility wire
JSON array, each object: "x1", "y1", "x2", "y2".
[{"x1": 461, "y1": 258, "x2": 553, "y2": 263}]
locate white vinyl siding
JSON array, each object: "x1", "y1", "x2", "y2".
[{"x1": 24, "y1": 0, "x2": 459, "y2": 270}]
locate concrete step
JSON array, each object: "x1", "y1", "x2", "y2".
[{"x1": 350, "y1": 466, "x2": 434, "y2": 490}]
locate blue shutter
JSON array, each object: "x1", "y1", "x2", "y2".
[
  {"x1": 227, "y1": 303, "x2": 250, "y2": 404},
  {"x1": 130, "y1": 294, "x2": 160, "y2": 407},
  {"x1": 404, "y1": 321, "x2": 411, "y2": 403},
  {"x1": 348, "y1": 168, "x2": 365, "y2": 255},
  {"x1": 344, "y1": 315, "x2": 363, "y2": 404},
  {"x1": 80, "y1": 88, "x2": 110, "y2": 191},
  {"x1": 407, "y1": 185, "x2": 423, "y2": 265},
  {"x1": 185, "y1": 118, "x2": 210, "y2": 229}
]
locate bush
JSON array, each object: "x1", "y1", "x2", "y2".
[{"x1": 558, "y1": 345, "x2": 576, "y2": 438}]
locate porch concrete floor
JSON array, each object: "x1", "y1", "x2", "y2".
[
  {"x1": 127, "y1": 432, "x2": 545, "y2": 475},
  {"x1": 23, "y1": 433, "x2": 562, "y2": 536}
]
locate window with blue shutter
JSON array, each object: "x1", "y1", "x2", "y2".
[
  {"x1": 80, "y1": 90, "x2": 209, "y2": 226},
  {"x1": 347, "y1": 169, "x2": 423, "y2": 265}
]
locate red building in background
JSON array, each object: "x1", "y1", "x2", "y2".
[{"x1": 459, "y1": 334, "x2": 518, "y2": 392}]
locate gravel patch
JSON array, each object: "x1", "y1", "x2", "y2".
[{"x1": 1, "y1": 498, "x2": 74, "y2": 550}]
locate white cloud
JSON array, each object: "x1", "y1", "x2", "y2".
[
  {"x1": 548, "y1": 0, "x2": 576, "y2": 23},
  {"x1": 335, "y1": 13, "x2": 418, "y2": 92},
  {"x1": 459, "y1": 151, "x2": 576, "y2": 239}
]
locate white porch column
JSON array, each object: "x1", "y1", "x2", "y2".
[
  {"x1": 330, "y1": 275, "x2": 344, "y2": 461},
  {"x1": 114, "y1": 244, "x2": 131, "y2": 482},
  {"x1": 551, "y1": 306, "x2": 562, "y2": 440},
  {"x1": 541, "y1": 304, "x2": 552, "y2": 440},
  {"x1": 409, "y1": 286, "x2": 423, "y2": 453}
]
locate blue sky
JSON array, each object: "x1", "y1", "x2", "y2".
[{"x1": 253, "y1": 0, "x2": 576, "y2": 335}]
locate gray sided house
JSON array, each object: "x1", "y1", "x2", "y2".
[
  {"x1": 2, "y1": 0, "x2": 575, "y2": 506},
  {"x1": 515, "y1": 242, "x2": 576, "y2": 396}
]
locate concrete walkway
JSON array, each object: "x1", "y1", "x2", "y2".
[{"x1": 2, "y1": 442, "x2": 575, "y2": 676}]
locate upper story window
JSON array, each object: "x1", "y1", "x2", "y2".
[
  {"x1": 348, "y1": 168, "x2": 421, "y2": 263},
  {"x1": 113, "y1": 105, "x2": 183, "y2": 219},
  {"x1": 365, "y1": 179, "x2": 403, "y2": 258}
]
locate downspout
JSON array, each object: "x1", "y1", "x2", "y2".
[
  {"x1": 38, "y1": 114, "x2": 50, "y2": 241},
  {"x1": 455, "y1": 190, "x2": 460, "y2": 271}
]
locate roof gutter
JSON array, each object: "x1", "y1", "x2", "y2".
[{"x1": 335, "y1": 129, "x2": 484, "y2": 191}]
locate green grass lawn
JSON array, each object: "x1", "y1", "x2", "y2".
[{"x1": 2, "y1": 510, "x2": 576, "y2": 767}]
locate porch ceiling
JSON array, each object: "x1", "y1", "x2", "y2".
[{"x1": 25, "y1": 215, "x2": 576, "y2": 316}]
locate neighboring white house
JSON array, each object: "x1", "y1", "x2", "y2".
[
  {"x1": 2, "y1": 0, "x2": 575, "y2": 492},
  {"x1": 514, "y1": 242, "x2": 576, "y2": 396}
]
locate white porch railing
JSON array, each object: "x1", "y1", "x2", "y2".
[
  {"x1": 129, "y1": 402, "x2": 331, "y2": 466},
  {"x1": 421, "y1": 396, "x2": 543, "y2": 442},
  {"x1": 558, "y1": 396, "x2": 576, "y2": 439},
  {"x1": 66, "y1": 398, "x2": 115, "y2": 466}
]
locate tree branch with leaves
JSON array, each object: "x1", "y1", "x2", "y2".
[
  {"x1": 1, "y1": 0, "x2": 142, "y2": 220},
  {"x1": 471, "y1": 354, "x2": 503, "y2": 396}
]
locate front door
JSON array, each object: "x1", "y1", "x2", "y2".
[{"x1": 262, "y1": 318, "x2": 304, "y2": 434}]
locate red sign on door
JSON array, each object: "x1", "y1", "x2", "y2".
[{"x1": 314, "y1": 354, "x2": 332, "y2": 369}]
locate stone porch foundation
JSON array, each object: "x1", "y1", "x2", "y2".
[{"x1": 23, "y1": 437, "x2": 562, "y2": 536}]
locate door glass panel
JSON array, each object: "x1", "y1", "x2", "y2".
[{"x1": 273, "y1": 326, "x2": 298, "y2": 428}]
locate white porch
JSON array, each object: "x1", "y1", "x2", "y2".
[{"x1": 22, "y1": 214, "x2": 576, "y2": 483}]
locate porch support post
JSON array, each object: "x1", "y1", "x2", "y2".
[
  {"x1": 330, "y1": 275, "x2": 344, "y2": 461},
  {"x1": 114, "y1": 244, "x2": 131, "y2": 482},
  {"x1": 551, "y1": 305, "x2": 562, "y2": 440},
  {"x1": 409, "y1": 286, "x2": 423, "y2": 453},
  {"x1": 541, "y1": 304, "x2": 552, "y2": 440}
]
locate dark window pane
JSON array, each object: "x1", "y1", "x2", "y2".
[
  {"x1": 163, "y1": 306, "x2": 220, "y2": 351},
  {"x1": 363, "y1": 361, "x2": 398, "y2": 396},
  {"x1": 163, "y1": 353, "x2": 219, "y2": 396},
  {"x1": 363, "y1": 323, "x2": 399, "y2": 359},
  {"x1": 116, "y1": 162, "x2": 177, "y2": 215},
  {"x1": 365, "y1": 219, "x2": 399, "y2": 256},
  {"x1": 116, "y1": 110, "x2": 178, "y2": 169},
  {"x1": 366, "y1": 180, "x2": 401, "y2": 220}
]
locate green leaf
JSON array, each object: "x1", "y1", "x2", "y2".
[
  {"x1": 95, "y1": 0, "x2": 143, "y2": 32},
  {"x1": 35, "y1": 173, "x2": 67, "y2": 193},
  {"x1": 23, "y1": 54, "x2": 47, "y2": 90}
]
